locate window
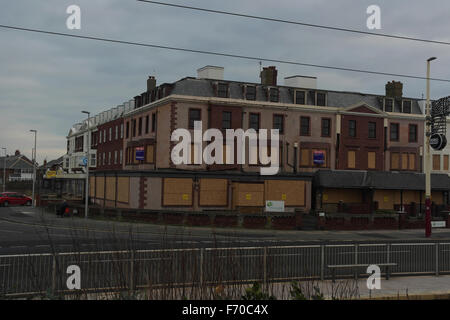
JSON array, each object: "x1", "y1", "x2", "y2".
[
  {"x1": 138, "y1": 117, "x2": 142, "y2": 136},
  {"x1": 349, "y1": 120, "x2": 356, "y2": 137},
  {"x1": 126, "y1": 121, "x2": 130, "y2": 139},
  {"x1": 295, "y1": 90, "x2": 306, "y2": 105},
  {"x1": 444, "y1": 155, "x2": 449, "y2": 171},
  {"x1": 103, "y1": 129, "x2": 106, "y2": 143},
  {"x1": 368, "y1": 152, "x2": 376, "y2": 169},
  {"x1": 222, "y1": 111, "x2": 232, "y2": 129},
  {"x1": 103, "y1": 152, "x2": 106, "y2": 165},
  {"x1": 120, "y1": 124, "x2": 124, "y2": 139},
  {"x1": 316, "y1": 92, "x2": 326, "y2": 106},
  {"x1": 433, "y1": 154, "x2": 441, "y2": 171},
  {"x1": 99, "y1": 131, "x2": 102, "y2": 144},
  {"x1": 300, "y1": 116, "x2": 310, "y2": 136},
  {"x1": 310, "y1": 91, "x2": 316, "y2": 106},
  {"x1": 217, "y1": 83, "x2": 228, "y2": 98},
  {"x1": 114, "y1": 150, "x2": 118, "y2": 164},
  {"x1": 269, "y1": 88, "x2": 279, "y2": 102},
  {"x1": 391, "y1": 152, "x2": 399, "y2": 170},
  {"x1": 145, "y1": 115, "x2": 149, "y2": 134},
  {"x1": 390, "y1": 123, "x2": 399, "y2": 141},
  {"x1": 300, "y1": 149, "x2": 310, "y2": 166},
  {"x1": 368, "y1": 122, "x2": 376, "y2": 139},
  {"x1": 348, "y1": 150, "x2": 356, "y2": 169},
  {"x1": 409, "y1": 124, "x2": 417, "y2": 142},
  {"x1": 109, "y1": 128, "x2": 112, "y2": 142},
  {"x1": 403, "y1": 100, "x2": 412, "y2": 113},
  {"x1": 108, "y1": 152, "x2": 111, "y2": 165},
  {"x1": 321, "y1": 118, "x2": 331, "y2": 137},
  {"x1": 246, "y1": 85, "x2": 256, "y2": 100},
  {"x1": 152, "y1": 113, "x2": 156, "y2": 132},
  {"x1": 115, "y1": 125, "x2": 118, "y2": 140},
  {"x1": 409, "y1": 154, "x2": 415, "y2": 170},
  {"x1": 273, "y1": 114, "x2": 284, "y2": 134},
  {"x1": 249, "y1": 113, "x2": 260, "y2": 130},
  {"x1": 120, "y1": 150, "x2": 123, "y2": 165},
  {"x1": 189, "y1": 109, "x2": 201, "y2": 129},
  {"x1": 384, "y1": 98, "x2": 394, "y2": 112},
  {"x1": 401, "y1": 154, "x2": 408, "y2": 170},
  {"x1": 132, "y1": 119, "x2": 136, "y2": 137}
]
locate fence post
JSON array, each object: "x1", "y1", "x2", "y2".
[
  {"x1": 263, "y1": 247, "x2": 268, "y2": 286},
  {"x1": 51, "y1": 254, "x2": 57, "y2": 296},
  {"x1": 354, "y1": 243, "x2": 359, "y2": 280},
  {"x1": 436, "y1": 243, "x2": 440, "y2": 276},
  {"x1": 199, "y1": 248, "x2": 204, "y2": 287},
  {"x1": 320, "y1": 245, "x2": 325, "y2": 280},
  {"x1": 129, "y1": 250, "x2": 135, "y2": 291}
]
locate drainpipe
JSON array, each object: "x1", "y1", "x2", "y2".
[{"x1": 293, "y1": 142, "x2": 298, "y2": 173}]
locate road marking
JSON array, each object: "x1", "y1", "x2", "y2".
[
  {"x1": 9, "y1": 246, "x2": 26, "y2": 248},
  {"x1": 34, "y1": 245, "x2": 50, "y2": 248},
  {"x1": 0, "y1": 229, "x2": 23, "y2": 234}
]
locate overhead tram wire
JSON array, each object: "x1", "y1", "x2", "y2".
[
  {"x1": 137, "y1": 0, "x2": 450, "y2": 47},
  {"x1": 1, "y1": 24, "x2": 450, "y2": 83}
]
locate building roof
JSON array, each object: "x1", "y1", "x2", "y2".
[
  {"x1": 167, "y1": 77, "x2": 423, "y2": 115},
  {"x1": 314, "y1": 170, "x2": 450, "y2": 191},
  {"x1": 0, "y1": 155, "x2": 35, "y2": 170}
]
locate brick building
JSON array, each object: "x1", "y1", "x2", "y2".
[{"x1": 86, "y1": 66, "x2": 450, "y2": 217}]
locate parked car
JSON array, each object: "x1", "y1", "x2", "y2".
[{"x1": 0, "y1": 192, "x2": 32, "y2": 207}]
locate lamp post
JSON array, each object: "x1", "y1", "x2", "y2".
[
  {"x1": 425, "y1": 57, "x2": 437, "y2": 238},
  {"x1": 2, "y1": 147, "x2": 6, "y2": 192},
  {"x1": 30, "y1": 130, "x2": 37, "y2": 207},
  {"x1": 82, "y1": 111, "x2": 90, "y2": 219}
]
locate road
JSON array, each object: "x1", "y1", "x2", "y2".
[{"x1": 1, "y1": 206, "x2": 450, "y2": 255}]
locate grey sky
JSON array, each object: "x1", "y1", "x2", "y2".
[{"x1": 1, "y1": 0, "x2": 450, "y2": 164}]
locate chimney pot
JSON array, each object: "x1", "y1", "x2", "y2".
[{"x1": 147, "y1": 76, "x2": 156, "y2": 92}]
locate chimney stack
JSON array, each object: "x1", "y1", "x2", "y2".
[
  {"x1": 260, "y1": 66, "x2": 278, "y2": 86},
  {"x1": 15, "y1": 150, "x2": 20, "y2": 156},
  {"x1": 147, "y1": 76, "x2": 156, "y2": 92},
  {"x1": 385, "y1": 81, "x2": 403, "y2": 98}
]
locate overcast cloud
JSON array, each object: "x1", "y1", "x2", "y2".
[{"x1": 1, "y1": 0, "x2": 450, "y2": 163}]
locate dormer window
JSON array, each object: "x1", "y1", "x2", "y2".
[
  {"x1": 384, "y1": 98, "x2": 394, "y2": 112},
  {"x1": 316, "y1": 92, "x2": 327, "y2": 106},
  {"x1": 245, "y1": 85, "x2": 256, "y2": 100},
  {"x1": 217, "y1": 83, "x2": 229, "y2": 98},
  {"x1": 294, "y1": 90, "x2": 306, "y2": 105},
  {"x1": 269, "y1": 87, "x2": 279, "y2": 102},
  {"x1": 402, "y1": 100, "x2": 412, "y2": 113}
]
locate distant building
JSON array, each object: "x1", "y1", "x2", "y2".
[{"x1": 0, "y1": 150, "x2": 36, "y2": 183}]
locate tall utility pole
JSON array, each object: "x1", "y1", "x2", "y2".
[
  {"x1": 30, "y1": 130, "x2": 37, "y2": 207},
  {"x1": 425, "y1": 57, "x2": 437, "y2": 238},
  {"x1": 82, "y1": 111, "x2": 90, "y2": 219},
  {"x1": 2, "y1": 147, "x2": 6, "y2": 192}
]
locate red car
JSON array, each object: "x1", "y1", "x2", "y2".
[{"x1": 0, "y1": 192, "x2": 32, "y2": 207}]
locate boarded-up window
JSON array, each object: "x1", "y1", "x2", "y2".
[
  {"x1": 368, "y1": 152, "x2": 376, "y2": 169},
  {"x1": 233, "y1": 183, "x2": 264, "y2": 207},
  {"x1": 348, "y1": 150, "x2": 356, "y2": 169},
  {"x1": 117, "y1": 177, "x2": 129, "y2": 203},
  {"x1": 391, "y1": 153, "x2": 399, "y2": 170},
  {"x1": 401, "y1": 154, "x2": 408, "y2": 170},
  {"x1": 106, "y1": 177, "x2": 116, "y2": 201},
  {"x1": 89, "y1": 177, "x2": 96, "y2": 197},
  {"x1": 190, "y1": 143, "x2": 201, "y2": 165},
  {"x1": 444, "y1": 155, "x2": 449, "y2": 171},
  {"x1": 163, "y1": 178, "x2": 193, "y2": 206},
  {"x1": 146, "y1": 145, "x2": 154, "y2": 163},
  {"x1": 199, "y1": 179, "x2": 228, "y2": 206},
  {"x1": 265, "y1": 180, "x2": 305, "y2": 206},
  {"x1": 433, "y1": 154, "x2": 441, "y2": 171},
  {"x1": 300, "y1": 149, "x2": 310, "y2": 166},
  {"x1": 409, "y1": 154, "x2": 415, "y2": 170},
  {"x1": 96, "y1": 176, "x2": 105, "y2": 199}
]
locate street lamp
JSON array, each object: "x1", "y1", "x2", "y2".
[
  {"x1": 82, "y1": 111, "x2": 90, "y2": 219},
  {"x1": 30, "y1": 130, "x2": 37, "y2": 207},
  {"x1": 2, "y1": 147, "x2": 6, "y2": 192},
  {"x1": 425, "y1": 57, "x2": 437, "y2": 238}
]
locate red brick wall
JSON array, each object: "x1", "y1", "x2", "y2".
[{"x1": 97, "y1": 118, "x2": 124, "y2": 170}]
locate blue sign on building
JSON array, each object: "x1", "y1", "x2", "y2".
[
  {"x1": 313, "y1": 151, "x2": 324, "y2": 165},
  {"x1": 136, "y1": 147, "x2": 145, "y2": 161}
]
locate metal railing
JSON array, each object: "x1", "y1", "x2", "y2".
[{"x1": 1, "y1": 242, "x2": 450, "y2": 297}]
